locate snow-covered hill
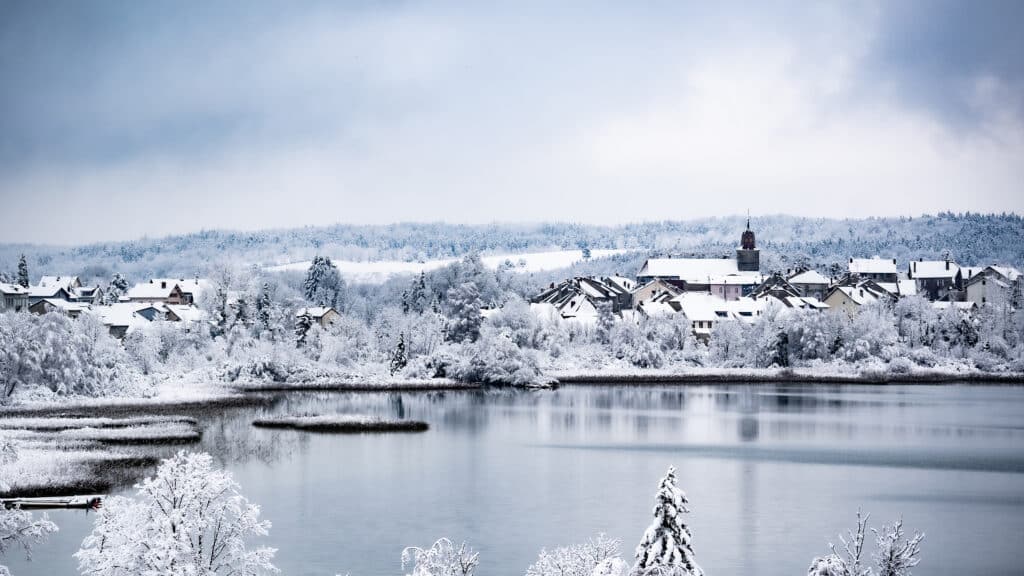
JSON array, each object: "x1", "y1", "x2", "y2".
[{"x1": 264, "y1": 249, "x2": 634, "y2": 283}]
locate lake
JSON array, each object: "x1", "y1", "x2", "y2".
[{"x1": 7, "y1": 384, "x2": 1024, "y2": 575}]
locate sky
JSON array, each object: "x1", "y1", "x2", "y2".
[{"x1": 1, "y1": 0, "x2": 1023, "y2": 245}]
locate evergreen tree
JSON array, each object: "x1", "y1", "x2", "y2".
[
  {"x1": 596, "y1": 301, "x2": 616, "y2": 344},
  {"x1": 633, "y1": 466, "x2": 702, "y2": 576},
  {"x1": 295, "y1": 311, "x2": 313, "y2": 348},
  {"x1": 303, "y1": 255, "x2": 346, "y2": 309},
  {"x1": 103, "y1": 273, "x2": 129, "y2": 304},
  {"x1": 390, "y1": 332, "x2": 408, "y2": 375},
  {"x1": 210, "y1": 287, "x2": 231, "y2": 338},
  {"x1": 445, "y1": 281, "x2": 483, "y2": 343},
  {"x1": 256, "y1": 283, "x2": 272, "y2": 334},
  {"x1": 409, "y1": 272, "x2": 430, "y2": 313},
  {"x1": 16, "y1": 255, "x2": 29, "y2": 288}
]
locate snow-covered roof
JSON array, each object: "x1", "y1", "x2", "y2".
[
  {"x1": 876, "y1": 282, "x2": 900, "y2": 296},
  {"x1": 848, "y1": 257, "x2": 897, "y2": 275},
  {"x1": 638, "y1": 258, "x2": 755, "y2": 283},
  {"x1": 27, "y1": 285, "x2": 68, "y2": 298},
  {"x1": 0, "y1": 283, "x2": 27, "y2": 295},
  {"x1": 788, "y1": 270, "x2": 830, "y2": 285},
  {"x1": 909, "y1": 260, "x2": 959, "y2": 280},
  {"x1": 637, "y1": 301, "x2": 676, "y2": 317},
  {"x1": 37, "y1": 276, "x2": 80, "y2": 291},
  {"x1": 165, "y1": 304, "x2": 208, "y2": 323},
  {"x1": 670, "y1": 293, "x2": 731, "y2": 322},
  {"x1": 296, "y1": 306, "x2": 336, "y2": 319},
  {"x1": 90, "y1": 302, "x2": 160, "y2": 329},
  {"x1": 605, "y1": 276, "x2": 636, "y2": 293},
  {"x1": 128, "y1": 280, "x2": 180, "y2": 300},
  {"x1": 897, "y1": 279, "x2": 918, "y2": 297},
  {"x1": 959, "y1": 266, "x2": 986, "y2": 282},
  {"x1": 172, "y1": 278, "x2": 211, "y2": 299},
  {"x1": 988, "y1": 266, "x2": 1022, "y2": 282},
  {"x1": 834, "y1": 286, "x2": 881, "y2": 306},
  {"x1": 37, "y1": 299, "x2": 91, "y2": 313}
]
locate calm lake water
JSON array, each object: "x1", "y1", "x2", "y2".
[{"x1": 8, "y1": 384, "x2": 1024, "y2": 576}]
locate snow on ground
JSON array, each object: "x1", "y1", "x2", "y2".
[{"x1": 263, "y1": 249, "x2": 635, "y2": 283}]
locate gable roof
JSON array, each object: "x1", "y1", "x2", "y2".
[
  {"x1": 0, "y1": 283, "x2": 28, "y2": 295},
  {"x1": 27, "y1": 285, "x2": 70, "y2": 299},
  {"x1": 788, "y1": 270, "x2": 830, "y2": 285},
  {"x1": 128, "y1": 280, "x2": 183, "y2": 300},
  {"x1": 638, "y1": 257, "x2": 755, "y2": 283},
  {"x1": 909, "y1": 260, "x2": 959, "y2": 280},
  {"x1": 296, "y1": 306, "x2": 337, "y2": 319},
  {"x1": 37, "y1": 276, "x2": 81, "y2": 291},
  {"x1": 848, "y1": 257, "x2": 897, "y2": 275}
]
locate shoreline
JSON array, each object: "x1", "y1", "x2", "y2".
[{"x1": 552, "y1": 370, "x2": 1024, "y2": 385}]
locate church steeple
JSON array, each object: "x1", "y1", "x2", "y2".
[{"x1": 737, "y1": 213, "x2": 760, "y2": 272}]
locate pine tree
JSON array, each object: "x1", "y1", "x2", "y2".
[
  {"x1": 409, "y1": 272, "x2": 429, "y2": 313},
  {"x1": 303, "y1": 255, "x2": 346, "y2": 309},
  {"x1": 295, "y1": 311, "x2": 313, "y2": 348},
  {"x1": 16, "y1": 254, "x2": 29, "y2": 288},
  {"x1": 256, "y1": 283, "x2": 272, "y2": 333},
  {"x1": 445, "y1": 281, "x2": 483, "y2": 343},
  {"x1": 633, "y1": 466, "x2": 702, "y2": 576},
  {"x1": 103, "y1": 273, "x2": 129, "y2": 304},
  {"x1": 210, "y1": 287, "x2": 231, "y2": 338},
  {"x1": 390, "y1": 332, "x2": 408, "y2": 375}
]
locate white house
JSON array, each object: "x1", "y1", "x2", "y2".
[
  {"x1": 786, "y1": 269, "x2": 831, "y2": 300},
  {"x1": 907, "y1": 259, "x2": 960, "y2": 301},
  {"x1": 848, "y1": 257, "x2": 898, "y2": 284},
  {"x1": 965, "y1": 266, "x2": 1022, "y2": 307},
  {"x1": 0, "y1": 283, "x2": 29, "y2": 312},
  {"x1": 823, "y1": 280, "x2": 892, "y2": 314},
  {"x1": 296, "y1": 306, "x2": 340, "y2": 328}
]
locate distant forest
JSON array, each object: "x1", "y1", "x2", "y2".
[{"x1": 1, "y1": 213, "x2": 1021, "y2": 288}]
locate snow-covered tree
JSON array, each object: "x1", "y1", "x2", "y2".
[
  {"x1": 872, "y1": 519, "x2": 924, "y2": 576},
  {"x1": 303, "y1": 256, "x2": 346, "y2": 310},
  {"x1": 445, "y1": 282, "x2": 483, "y2": 343},
  {"x1": 0, "y1": 441, "x2": 59, "y2": 576},
  {"x1": 809, "y1": 510, "x2": 871, "y2": 576},
  {"x1": 596, "y1": 302, "x2": 615, "y2": 344},
  {"x1": 390, "y1": 332, "x2": 408, "y2": 375},
  {"x1": 256, "y1": 283, "x2": 273, "y2": 335},
  {"x1": 402, "y1": 538, "x2": 478, "y2": 576},
  {"x1": 15, "y1": 256, "x2": 28, "y2": 289},
  {"x1": 75, "y1": 451, "x2": 276, "y2": 576},
  {"x1": 408, "y1": 273, "x2": 431, "y2": 314},
  {"x1": 633, "y1": 466, "x2": 702, "y2": 576},
  {"x1": 526, "y1": 534, "x2": 621, "y2": 576},
  {"x1": 295, "y1": 311, "x2": 314, "y2": 348},
  {"x1": 102, "y1": 273, "x2": 129, "y2": 304}
]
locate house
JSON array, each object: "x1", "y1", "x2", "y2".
[
  {"x1": 29, "y1": 298, "x2": 91, "y2": 318},
  {"x1": 0, "y1": 283, "x2": 29, "y2": 312},
  {"x1": 296, "y1": 306, "x2": 340, "y2": 328},
  {"x1": 848, "y1": 257, "x2": 898, "y2": 284},
  {"x1": 165, "y1": 304, "x2": 208, "y2": 326},
  {"x1": 92, "y1": 302, "x2": 162, "y2": 338},
  {"x1": 531, "y1": 276, "x2": 635, "y2": 319},
  {"x1": 172, "y1": 278, "x2": 211, "y2": 305},
  {"x1": 635, "y1": 300, "x2": 676, "y2": 319},
  {"x1": 631, "y1": 278, "x2": 683, "y2": 308},
  {"x1": 668, "y1": 293, "x2": 730, "y2": 338},
  {"x1": 822, "y1": 278, "x2": 893, "y2": 314},
  {"x1": 907, "y1": 258, "x2": 960, "y2": 301},
  {"x1": 709, "y1": 275, "x2": 757, "y2": 301},
  {"x1": 38, "y1": 276, "x2": 82, "y2": 293},
  {"x1": 128, "y1": 279, "x2": 187, "y2": 304},
  {"x1": 72, "y1": 285, "x2": 104, "y2": 304},
  {"x1": 786, "y1": 269, "x2": 831, "y2": 300},
  {"x1": 964, "y1": 266, "x2": 1022, "y2": 307},
  {"x1": 27, "y1": 285, "x2": 72, "y2": 305}
]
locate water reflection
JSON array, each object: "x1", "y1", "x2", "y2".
[{"x1": 8, "y1": 383, "x2": 1024, "y2": 576}]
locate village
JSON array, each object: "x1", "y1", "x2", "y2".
[
  {"x1": 0, "y1": 220, "x2": 1020, "y2": 346},
  {"x1": 529, "y1": 221, "x2": 1022, "y2": 339}
]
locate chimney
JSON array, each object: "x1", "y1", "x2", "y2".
[
  {"x1": 849, "y1": 258, "x2": 853, "y2": 264},
  {"x1": 912, "y1": 262, "x2": 916, "y2": 273},
  {"x1": 161, "y1": 281, "x2": 167, "y2": 289},
  {"x1": 892, "y1": 258, "x2": 896, "y2": 265}
]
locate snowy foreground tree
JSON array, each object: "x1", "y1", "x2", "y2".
[
  {"x1": 633, "y1": 466, "x2": 702, "y2": 576},
  {"x1": 0, "y1": 441, "x2": 58, "y2": 576},
  {"x1": 75, "y1": 451, "x2": 277, "y2": 576},
  {"x1": 808, "y1": 510, "x2": 924, "y2": 576},
  {"x1": 402, "y1": 538, "x2": 479, "y2": 576},
  {"x1": 525, "y1": 534, "x2": 623, "y2": 576}
]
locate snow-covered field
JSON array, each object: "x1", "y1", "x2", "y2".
[{"x1": 264, "y1": 249, "x2": 635, "y2": 283}]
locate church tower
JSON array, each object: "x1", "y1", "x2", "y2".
[{"x1": 736, "y1": 214, "x2": 760, "y2": 272}]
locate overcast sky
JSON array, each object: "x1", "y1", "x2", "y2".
[{"x1": 1, "y1": 0, "x2": 1022, "y2": 244}]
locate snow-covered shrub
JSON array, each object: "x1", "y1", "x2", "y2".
[
  {"x1": 840, "y1": 303, "x2": 898, "y2": 362},
  {"x1": 401, "y1": 538, "x2": 478, "y2": 576},
  {"x1": 907, "y1": 347, "x2": 939, "y2": 368},
  {"x1": 887, "y1": 356, "x2": 915, "y2": 375},
  {"x1": 707, "y1": 320, "x2": 750, "y2": 368},
  {"x1": 485, "y1": 298, "x2": 542, "y2": 348},
  {"x1": 0, "y1": 312, "x2": 148, "y2": 402},
  {"x1": 610, "y1": 322, "x2": 664, "y2": 369},
  {"x1": 526, "y1": 534, "x2": 621, "y2": 576},
  {"x1": 807, "y1": 510, "x2": 923, "y2": 576},
  {"x1": 593, "y1": 558, "x2": 630, "y2": 576},
  {"x1": 449, "y1": 328, "x2": 547, "y2": 386},
  {"x1": 75, "y1": 451, "x2": 276, "y2": 576}
]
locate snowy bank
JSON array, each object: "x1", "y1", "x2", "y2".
[{"x1": 252, "y1": 414, "x2": 429, "y2": 433}]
